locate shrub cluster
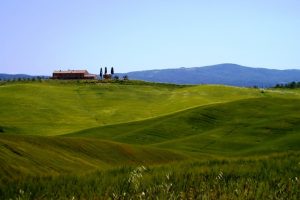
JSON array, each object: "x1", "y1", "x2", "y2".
[{"x1": 274, "y1": 81, "x2": 300, "y2": 89}]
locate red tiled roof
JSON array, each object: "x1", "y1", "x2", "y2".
[{"x1": 53, "y1": 70, "x2": 88, "y2": 74}]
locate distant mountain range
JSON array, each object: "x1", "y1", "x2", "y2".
[
  {"x1": 118, "y1": 63, "x2": 300, "y2": 87},
  {"x1": 2, "y1": 64, "x2": 300, "y2": 87},
  {"x1": 0, "y1": 74, "x2": 49, "y2": 80}
]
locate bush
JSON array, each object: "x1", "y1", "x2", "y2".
[{"x1": 123, "y1": 75, "x2": 129, "y2": 80}]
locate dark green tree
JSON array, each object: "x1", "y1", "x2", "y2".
[
  {"x1": 100, "y1": 68, "x2": 103, "y2": 79},
  {"x1": 105, "y1": 67, "x2": 107, "y2": 75},
  {"x1": 37, "y1": 76, "x2": 42, "y2": 82},
  {"x1": 111, "y1": 67, "x2": 114, "y2": 75},
  {"x1": 290, "y1": 81, "x2": 296, "y2": 89},
  {"x1": 123, "y1": 75, "x2": 129, "y2": 80}
]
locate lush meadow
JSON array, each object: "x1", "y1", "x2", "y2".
[
  {"x1": 1, "y1": 152, "x2": 299, "y2": 199},
  {"x1": 0, "y1": 80, "x2": 299, "y2": 199}
]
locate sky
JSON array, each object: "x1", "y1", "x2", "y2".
[{"x1": 1, "y1": 0, "x2": 300, "y2": 75}]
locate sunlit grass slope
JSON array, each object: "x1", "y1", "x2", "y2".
[
  {"x1": 0, "y1": 134, "x2": 185, "y2": 179},
  {"x1": 1, "y1": 81, "x2": 300, "y2": 199},
  {"x1": 69, "y1": 97, "x2": 300, "y2": 157},
  {"x1": 0, "y1": 81, "x2": 264, "y2": 135}
]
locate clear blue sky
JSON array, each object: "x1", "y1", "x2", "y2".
[{"x1": 1, "y1": 0, "x2": 300, "y2": 75}]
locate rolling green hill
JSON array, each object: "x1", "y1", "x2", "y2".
[
  {"x1": 1, "y1": 81, "x2": 300, "y2": 168},
  {"x1": 0, "y1": 80, "x2": 300, "y2": 199},
  {"x1": 0, "y1": 134, "x2": 185, "y2": 179},
  {"x1": 68, "y1": 97, "x2": 300, "y2": 157},
  {"x1": 0, "y1": 81, "x2": 266, "y2": 136}
]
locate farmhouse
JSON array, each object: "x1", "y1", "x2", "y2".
[{"x1": 52, "y1": 70, "x2": 97, "y2": 79}]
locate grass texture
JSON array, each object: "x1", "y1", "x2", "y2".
[{"x1": 0, "y1": 80, "x2": 299, "y2": 199}]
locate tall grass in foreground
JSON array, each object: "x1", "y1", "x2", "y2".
[{"x1": 1, "y1": 152, "x2": 299, "y2": 199}]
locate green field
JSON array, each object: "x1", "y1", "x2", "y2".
[{"x1": 0, "y1": 80, "x2": 299, "y2": 199}]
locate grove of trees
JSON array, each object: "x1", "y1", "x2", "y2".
[{"x1": 274, "y1": 81, "x2": 300, "y2": 89}]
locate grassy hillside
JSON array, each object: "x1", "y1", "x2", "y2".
[
  {"x1": 0, "y1": 134, "x2": 185, "y2": 179},
  {"x1": 0, "y1": 81, "x2": 300, "y2": 199},
  {"x1": 0, "y1": 81, "x2": 265, "y2": 136},
  {"x1": 1, "y1": 152, "x2": 299, "y2": 199},
  {"x1": 68, "y1": 97, "x2": 300, "y2": 157}
]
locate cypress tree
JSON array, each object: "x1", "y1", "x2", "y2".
[
  {"x1": 111, "y1": 67, "x2": 114, "y2": 75},
  {"x1": 100, "y1": 68, "x2": 103, "y2": 79}
]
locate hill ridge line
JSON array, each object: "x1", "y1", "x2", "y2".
[{"x1": 63, "y1": 97, "x2": 263, "y2": 136}]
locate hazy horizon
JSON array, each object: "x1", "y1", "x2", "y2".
[
  {"x1": 1, "y1": 0, "x2": 300, "y2": 75},
  {"x1": 2, "y1": 63, "x2": 300, "y2": 76}
]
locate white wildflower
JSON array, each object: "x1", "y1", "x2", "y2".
[
  {"x1": 19, "y1": 189, "x2": 24, "y2": 195},
  {"x1": 128, "y1": 165, "x2": 147, "y2": 192},
  {"x1": 216, "y1": 170, "x2": 223, "y2": 180}
]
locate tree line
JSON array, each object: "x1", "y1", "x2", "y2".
[
  {"x1": 274, "y1": 81, "x2": 300, "y2": 89},
  {"x1": 0, "y1": 76, "x2": 46, "y2": 82}
]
